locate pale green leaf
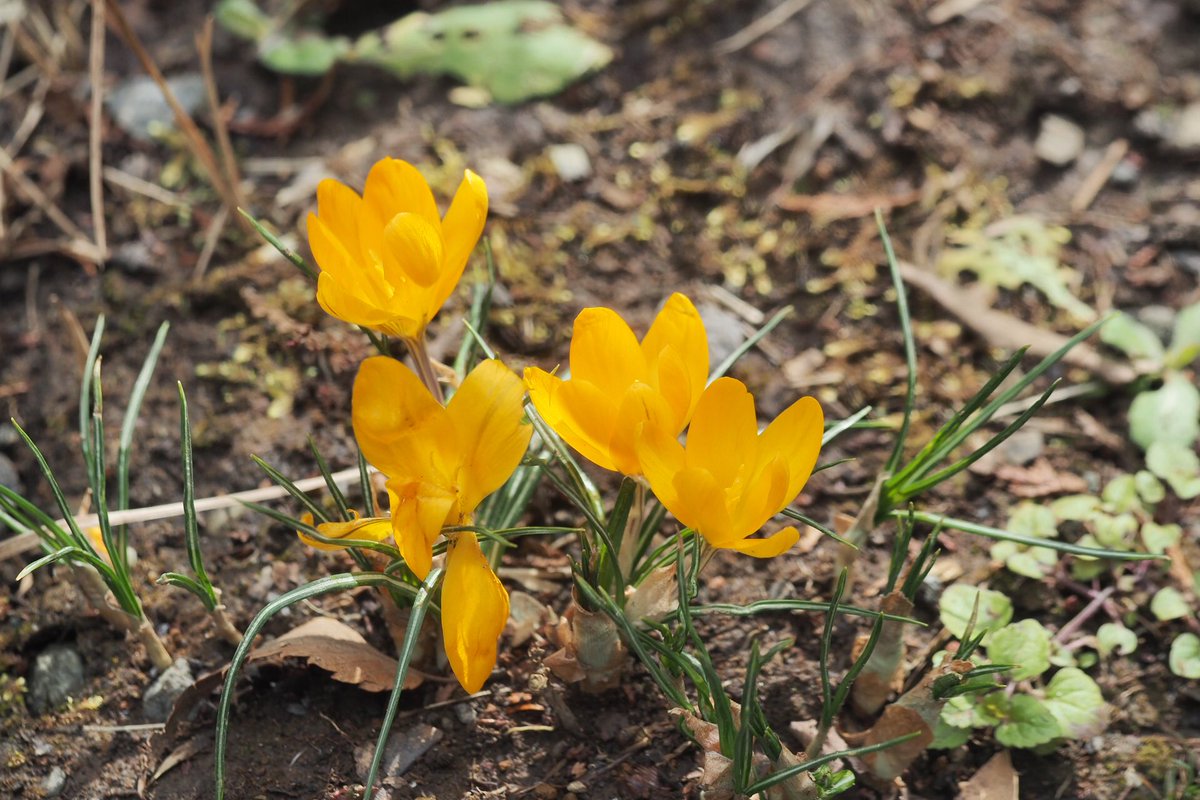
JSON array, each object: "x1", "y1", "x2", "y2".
[
  {"x1": 1091, "y1": 512, "x2": 1138, "y2": 550},
  {"x1": 1099, "y1": 311, "x2": 1164, "y2": 362},
  {"x1": 1096, "y1": 622, "x2": 1138, "y2": 658},
  {"x1": 987, "y1": 619, "x2": 1052, "y2": 681},
  {"x1": 1140, "y1": 521, "x2": 1181, "y2": 555},
  {"x1": 1129, "y1": 375, "x2": 1200, "y2": 451},
  {"x1": 1005, "y1": 550, "x2": 1054, "y2": 579},
  {"x1": 1134, "y1": 470, "x2": 1165, "y2": 505},
  {"x1": 1050, "y1": 494, "x2": 1101, "y2": 521},
  {"x1": 1101, "y1": 474, "x2": 1141, "y2": 514},
  {"x1": 994, "y1": 694, "x2": 1061, "y2": 748},
  {"x1": 930, "y1": 713, "x2": 972, "y2": 749},
  {"x1": 1043, "y1": 667, "x2": 1107, "y2": 739},
  {"x1": 1146, "y1": 441, "x2": 1200, "y2": 499},
  {"x1": 1007, "y1": 502, "x2": 1059, "y2": 538},
  {"x1": 939, "y1": 584, "x2": 1014, "y2": 641},
  {"x1": 1150, "y1": 587, "x2": 1191, "y2": 621},
  {"x1": 1168, "y1": 633, "x2": 1200, "y2": 679},
  {"x1": 1168, "y1": 302, "x2": 1200, "y2": 364}
]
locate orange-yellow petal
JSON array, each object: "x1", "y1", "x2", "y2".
[
  {"x1": 441, "y1": 531, "x2": 509, "y2": 693},
  {"x1": 685, "y1": 377, "x2": 758, "y2": 487},
  {"x1": 388, "y1": 479, "x2": 457, "y2": 579},
  {"x1": 723, "y1": 526, "x2": 800, "y2": 558},
  {"x1": 352, "y1": 356, "x2": 455, "y2": 481},
  {"x1": 642, "y1": 293, "x2": 708, "y2": 416},
  {"x1": 297, "y1": 511, "x2": 393, "y2": 552},
  {"x1": 316, "y1": 272, "x2": 397, "y2": 332},
  {"x1": 609, "y1": 382, "x2": 675, "y2": 476},
  {"x1": 635, "y1": 420, "x2": 687, "y2": 514},
  {"x1": 383, "y1": 212, "x2": 444, "y2": 288},
  {"x1": 568, "y1": 307, "x2": 645, "y2": 396},
  {"x1": 314, "y1": 178, "x2": 366, "y2": 265},
  {"x1": 309, "y1": 211, "x2": 387, "y2": 299},
  {"x1": 362, "y1": 158, "x2": 441, "y2": 233},
  {"x1": 436, "y1": 169, "x2": 489, "y2": 307},
  {"x1": 448, "y1": 360, "x2": 532, "y2": 511},
  {"x1": 672, "y1": 466, "x2": 734, "y2": 544},
  {"x1": 758, "y1": 395, "x2": 824, "y2": 502},
  {"x1": 525, "y1": 367, "x2": 620, "y2": 472}
]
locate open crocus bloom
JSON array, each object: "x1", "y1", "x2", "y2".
[
  {"x1": 307, "y1": 157, "x2": 488, "y2": 340},
  {"x1": 524, "y1": 293, "x2": 709, "y2": 475},
  {"x1": 637, "y1": 377, "x2": 824, "y2": 557},
  {"x1": 299, "y1": 355, "x2": 531, "y2": 693}
]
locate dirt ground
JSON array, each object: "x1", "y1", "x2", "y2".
[{"x1": 2, "y1": 0, "x2": 1199, "y2": 798}]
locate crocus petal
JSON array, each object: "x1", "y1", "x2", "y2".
[
  {"x1": 641, "y1": 293, "x2": 708, "y2": 416},
  {"x1": 297, "y1": 511, "x2": 393, "y2": 552},
  {"x1": 316, "y1": 273, "x2": 399, "y2": 332},
  {"x1": 436, "y1": 169, "x2": 489, "y2": 307},
  {"x1": 723, "y1": 526, "x2": 800, "y2": 558},
  {"x1": 442, "y1": 531, "x2": 509, "y2": 693},
  {"x1": 685, "y1": 377, "x2": 758, "y2": 488},
  {"x1": 734, "y1": 457, "x2": 793, "y2": 536},
  {"x1": 525, "y1": 368, "x2": 620, "y2": 472},
  {"x1": 388, "y1": 479, "x2": 457, "y2": 579},
  {"x1": 448, "y1": 360, "x2": 532, "y2": 511},
  {"x1": 635, "y1": 420, "x2": 687, "y2": 514},
  {"x1": 568, "y1": 307, "x2": 646, "y2": 396},
  {"x1": 352, "y1": 356, "x2": 455, "y2": 480},
  {"x1": 672, "y1": 466, "x2": 735, "y2": 544},
  {"x1": 315, "y1": 179, "x2": 366, "y2": 265},
  {"x1": 309, "y1": 212, "x2": 388, "y2": 300},
  {"x1": 610, "y1": 382, "x2": 676, "y2": 476},
  {"x1": 383, "y1": 212, "x2": 445, "y2": 288},
  {"x1": 758, "y1": 395, "x2": 824, "y2": 501},
  {"x1": 362, "y1": 158, "x2": 442, "y2": 233}
]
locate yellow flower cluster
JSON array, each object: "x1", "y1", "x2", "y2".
[
  {"x1": 526, "y1": 295, "x2": 824, "y2": 557},
  {"x1": 301, "y1": 157, "x2": 823, "y2": 694}
]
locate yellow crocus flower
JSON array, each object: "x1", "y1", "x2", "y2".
[
  {"x1": 306, "y1": 157, "x2": 488, "y2": 340},
  {"x1": 298, "y1": 355, "x2": 530, "y2": 693},
  {"x1": 637, "y1": 377, "x2": 823, "y2": 557},
  {"x1": 524, "y1": 293, "x2": 709, "y2": 475}
]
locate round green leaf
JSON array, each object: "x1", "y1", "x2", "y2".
[
  {"x1": 1101, "y1": 474, "x2": 1141, "y2": 514},
  {"x1": 1096, "y1": 622, "x2": 1138, "y2": 658},
  {"x1": 939, "y1": 584, "x2": 1014, "y2": 641},
  {"x1": 1168, "y1": 633, "x2": 1200, "y2": 679},
  {"x1": 1134, "y1": 470, "x2": 1165, "y2": 505},
  {"x1": 1051, "y1": 494, "x2": 1101, "y2": 521},
  {"x1": 1043, "y1": 667, "x2": 1107, "y2": 739},
  {"x1": 1008, "y1": 502, "x2": 1059, "y2": 538},
  {"x1": 1146, "y1": 441, "x2": 1200, "y2": 499},
  {"x1": 995, "y1": 694, "x2": 1061, "y2": 748},
  {"x1": 930, "y1": 713, "x2": 972, "y2": 749},
  {"x1": 1140, "y1": 521, "x2": 1181, "y2": 555},
  {"x1": 987, "y1": 619, "x2": 1052, "y2": 681},
  {"x1": 1168, "y1": 302, "x2": 1200, "y2": 366},
  {"x1": 1150, "y1": 587, "x2": 1191, "y2": 621},
  {"x1": 1100, "y1": 311, "x2": 1165, "y2": 362},
  {"x1": 1129, "y1": 375, "x2": 1200, "y2": 451}
]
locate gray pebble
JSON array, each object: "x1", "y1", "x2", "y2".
[
  {"x1": 106, "y1": 74, "x2": 206, "y2": 142},
  {"x1": 28, "y1": 645, "x2": 85, "y2": 715},
  {"x1": 41, "y1": 766, "x2": 67, "y2": 797},
  {"x1": 142, "y1": 658, "x2": 193, "y2": 723}
]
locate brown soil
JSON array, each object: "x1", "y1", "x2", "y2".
[{"x1": 2, "y1": 1, "x2": 1200, "y2": 798}]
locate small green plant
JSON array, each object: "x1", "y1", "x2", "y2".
[{"x1": 933, "y1": 592, "x2": 1108, "y2": 751}]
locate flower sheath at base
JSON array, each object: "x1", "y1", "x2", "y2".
[
  {"x1": 306, "y1": 157, "x2": 488, "y2": 340},
  {"x1": 636, "y1": 377, "x2": 824, "y2": 557},
  {"x1": 297, "y1": 355, "x2": 531, "y2": 693},
  {"x1": 524, "y1": 292, "x2": 709, "y2": 475}
]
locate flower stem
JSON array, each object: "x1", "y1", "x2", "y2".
[{"x1": 404, "y1": 336, "x2": 445, "y2": 404}]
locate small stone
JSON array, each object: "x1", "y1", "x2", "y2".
[
  {"x1": 106, "y1": 74, "x2": 206, "y2": 142},
  {"x1": 566, "y1": 781, "x2": 586, "y2": 793},
  {"x1": 0, "y1": 453, "x2": 21, "y2": 532},
  {"x1": 355, "y1": 724, "x2": 443, "y2": 783},
  {"x1": 41, "y1": 766, "x2": 67, "y2": 797},
  {"x1": 546, "y1": 143, "x2": 592, "y2": 182},
  {"x1": 142, "y1": 658, "x2": 193, "y2": 723},
  {"x1": 696, "y1": 303, "x2": 746, "y2": 370},
  {"x1": 997, "y1": 428, "x2": 1045, "y2": 467},
  {"x1": 532, "y1": 782, "x2": 558, "y2": 799},
  {"x1": 453, "y1": 701, "x2": 477, "y2": 726},
  {"x1": 1169, "y1": 102, "x2": 1200, "y2": 152},
  {"x1": 1035, "y1": 114, "x2": 1086, "y2": 166},
  {"x1": 1136, "y1": 305, "x2": 1176, "y2": 342},
  {"x1": 1109, "y1": 157, "x2": 1140, "y2": 187},
  {"x1": 28, "y1": 645, "x2": 84, "y2": 715}
]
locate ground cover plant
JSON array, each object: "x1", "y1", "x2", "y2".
[{"x1": 2, "y1": 1, "x2": 1199, "y2": 799}]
